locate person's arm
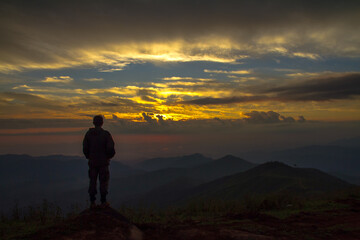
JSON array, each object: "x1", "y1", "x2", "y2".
[
  {"x1": 83, "y1": 132, "x2": 90, "y2": 159},
  {"x1": 106, "y1": 132, "x2": 115, "y2": 159}
]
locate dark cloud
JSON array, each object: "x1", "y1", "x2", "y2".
[
  {"x1": 0, "y1": 91, "x2": 157, "y2": 118},
  {"x1": 137, "y1": 89, "x2": 157, "y2": 97},
  {"x1": 67, "y1": 96, "x2": 155, "y2": 114},
  {"x1": 244, "y1": 111, "x2": 304, "y2": 124},
  {"x1": 0, "y1": 91, "x2": 66, "y2": 111},
  {"x1": 0, "y1": 0, "x2": 359, "y2": 70},
  {"x1": 0, "y1": 118, "x2": 88, "y2": 130},
  {"x1": 140, "y1": 112, "x2": 173, "y2": 126},
  {"x1": 244, "y1": 111, "x2": 281, "y2": 123},
  {"x1": 181, "y1": 73, "x2": 360, "y2": 105},
  {"x1": 140, "y1": 95, "x2": 158, "y2": 102},
  {"x1": 266, "y1": 73, "x2": 360, "y2": 101},
  {"x1": 137, "y1": 89, "x2": 159, "y2": 102},
  {"x1": 93, "y1": 97, "x2": 137, "y2": 107},
  {"x1": 156, "y1": 115, "x2": 167, "y2": 126},
  {"x1": 280, "y1": 115, "x2": 296, "y2": 123},
  {"x1": 141, "y1": 112, "x2": 156, "y2": 124},
  {"x1": 298, "y1": 116, "x2": 306, "y2": 122},
  {"x1": 181, "y1": 96, "x2": 268, "y2": 105}
]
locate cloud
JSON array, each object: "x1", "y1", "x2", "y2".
[
  {"x1": 231, "y1": 76, "x2": 258, "y2": 82},
  {"x1": 0, "y1": 91, "x2": 68, "y2": 117},
  {"x1": 162, "y1": 77, "x2": 214, "y2": 81},
  {"x1": 136, "y1": 88, "x2": 160, "y2": 103},
  {"x1": 244, "y1": 111, "x2": 282, "y2": 123},
  {"x1": 156, "y1": 114, "x2": 167, "y2": 126},
  {"x1": 244, "y1": 111, "x2": 304, "y2": 124},
  {"x1": 0, "y1": 118, "x2": 89, "y2": 130},
  {"x1": 298, "y1": 116, "x2": 306, "y2": 123},
  {"x1": 266, "y1": 73, "x2": 360, "y2": 101},
  {"x1": 0, "y1": 110, "x2": 306, "y2": 137},
  {"x1": 292, "y1": 52, "x2": 321, "y2": 60},
  {"x1": 181, "y1": 73, "x2": 360, "y2": 105},
  {"x1": 140, "y1": 112, "x2": 172, "y2": 126},
  {"x1": 0, "y1": 0, "x2": 359, "y2": 72},
  {"x1": 141, "y1": 112, "x2": 157, "y2": 124},
  {"x1": 83, "y1": 78, "x2": 104, "y2": 82},
  {"x1": 140, "y1": 95, "x2": 159, "y2": 102},
  {"x1": 4, "y1": 69, "x2": 360, "y2": 121},
  {"x1": 181, "y1": 96, "x2": 267, "y2": 105},
  {"x1": 12, "y1": 84, "x2": 31, "y2": 90},
  {"x1": 204, "y1": 69, "x2": 252, "y2": 74},
  {"x1": 0, "y1": 127, "x2": 85, "y2": 135},
  {"x1": 285, "y1": 71, "x2": 333, "y2": 78},
  {"x1": 42, "y1": 76, "x2": 73, "y2": 83},
  {"x1": 98, "y1": 62, "x2": 129, "y2": 72},
  {"x1": 0, "y1": 87, "x2": 160, "y2": 119}
]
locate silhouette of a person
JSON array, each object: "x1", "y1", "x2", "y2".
[{"x1": 83, "y1": 115, "x2": 115, "y2": 208}]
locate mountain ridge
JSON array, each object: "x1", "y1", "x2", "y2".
[{"x1": 178, "y1": 161, "x2": 353, "y2": 203}]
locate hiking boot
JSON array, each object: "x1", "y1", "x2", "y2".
[
  {"x1": 100, "y1": 202, "x2": 110, "y2": 208},
  {"x1": 90, "y1": 202, "x2": 97, "y2": 209}
]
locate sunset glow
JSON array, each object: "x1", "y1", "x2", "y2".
[{"x1": 0, "y1": 0, "x2": 359, "y2": 159}]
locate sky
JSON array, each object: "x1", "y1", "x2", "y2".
[{"x1": 0, "y1": 0, "x2": 360, "y2": 161}]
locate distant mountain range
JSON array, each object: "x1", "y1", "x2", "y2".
[{"x1": 0, "y1": 146, "x2": 358, "y2": 213}]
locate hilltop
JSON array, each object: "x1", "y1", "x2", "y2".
[{"x1": 25, "y1": 207, "x2": 143, "y2": 240}]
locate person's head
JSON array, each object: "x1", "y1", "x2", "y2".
[{"x1": 93, "y1": 115, "x2": 104, "y2": 127}]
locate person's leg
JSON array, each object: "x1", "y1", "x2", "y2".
[
  {"x1": 88, "y1": 167, "x2": 99, "y2": 204},
  {"x1": 99, "y1": 165, "x2": 110, "y2": 204}
]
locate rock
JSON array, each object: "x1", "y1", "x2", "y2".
[{"x1": 27, "y1": 207, "x2": 143, "y2": 240}]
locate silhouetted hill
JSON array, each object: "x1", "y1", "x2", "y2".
[
  {"x1": 136, "y1": 153, "x2": 212, "y2": 171},
  {"x1": 181, "y1": 162, "x2": 352, "y2": 202}
]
